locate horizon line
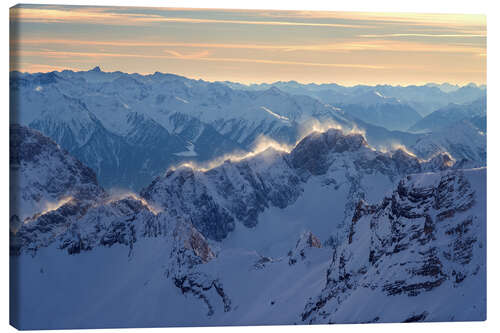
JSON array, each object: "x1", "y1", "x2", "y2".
[{"x1": 9, "y1": 66, "x2": 487, "y2": 88}]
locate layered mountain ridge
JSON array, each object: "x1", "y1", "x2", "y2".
[
  {"x1": 141, "y1": 127, "x2": 455, "y2": 241},
  {"x1": 10, "y1": 69, "x2": 486, "y2": 190},
  {"x1": 10, "y1": 62, "x2": 487, "y2": 330},
  {"x1": 10, "y1": 124, "x2": 485, "y2": 329}
]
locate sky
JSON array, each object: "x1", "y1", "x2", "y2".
[{"x1": 9, "y1": 4, "x2": 486, "y2": 85}]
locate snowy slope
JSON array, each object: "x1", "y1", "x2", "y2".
[
  {"x1": 410, "y1": 97, "x2": 486, "y2": 133},
  {"x1": 10, "y1": 127, "x2": 486, "y2": 329},
  {"x1": 223, "y1": 80, "x2": 486, "y2": 117},
  {"x1": 410, "y1": 120, "x2": 486, "y2": 165},
  {"x1": 10, "y1": 124, "x2": 105, "y2": 228},
  {"x1": 302, "y1": 168, "x2": 486, "y2": 324}
]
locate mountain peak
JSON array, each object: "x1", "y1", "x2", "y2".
[
  {"x1": 90, "y1": 66, "x2": 102, "y2": 73},
  {"x1": 297, "y1": 128, "x2": 367, "y2": 153},
  {"x1": 289, "y1": 128, "x2": 367, "y2": 175},
  {"x1": 264, "y1": 86, "x2": 284, "y2": 95}
]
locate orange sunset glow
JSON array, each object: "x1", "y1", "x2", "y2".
[{"x1": 10, "y1": 5, "x2": 486, "y2": 85}]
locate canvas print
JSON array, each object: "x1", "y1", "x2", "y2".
[{"x1": 9, "y1": 4, "x2": 486, "y2": 330}]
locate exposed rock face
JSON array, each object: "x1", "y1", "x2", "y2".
[
  {"x1": 12, "y1": 196, "x2": 150, "y2": 256},
  {"x1": 168, "y1": 221, "x2": 230, "y2": 317},
  {"x1": 289, "y1": 130, "x2": 366, "y2": 176},
  {"x1": 422, "y1": 152, "x2": 455, "y2": 171},
  {"x1": 391, "y1": 149, "x2": 421, "y2": 175},
  {"x1": 301, "y1": 170, "x2": 485, "y2": 324},
  {"x1": 12, "y1": 192, "x2": 218, "y2": 266},
  {"x1": 141, "y1": 148, "x2": 302, "y2": 241},
  {"x1": 288, "y1": 231, "x2": 322, "y2": 265},
  {"x1": 173, "y1": 219, "x2": 215, "y2": 263},
  {"x1": 12, "y1": 192, "x2": 229, "y2": 316},
  {"x1": 172, "y1": 273, "x2": 232, "y2": 316}
]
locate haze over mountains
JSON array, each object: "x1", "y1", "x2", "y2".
[
  {"x1": 10, "y1": 68, "x2": 486, "y2": 329},
  {"x1": 224, "y1": 80, "x2": 486, "y2": 117}
]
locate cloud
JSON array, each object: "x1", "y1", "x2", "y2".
[
  {"x1": 135, "y1": 17, "x2": 369, "y2": 28},
  {"x1": 10, "y1": 7, "x2": 166, "y2": 26},
  {"x1": 163, "y1": 49, "x2": 212, "y2": 59},
  {"x1": 14, "y1": 39, "x2": 289, "y2": 50},
  {"x1": 10, "y1": 62, "x2": 83, "y2": 72},
  {"x1": 10, "y1": 6, "x2": 369, "y2": 28},
  {"x1": 359, "y1": 33, "x2": 486, "y2": 38},
  {"x1": 258, "y1": 10, "x2": 486, "y2": 28},
  {"x1": 9, "y1": 6, "x2": 486, "y2": 84},
  {"x1": 14, "y1": 38, "x2": 485, "y2": 55},
  {"x1": 12, "y1": 50, "x2": 167, "y2": 59},
  {"x1": 12, "y1": 49, "x2": 388, "y2": 70}
]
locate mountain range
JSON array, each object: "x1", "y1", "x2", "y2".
[
  {"x1": 10, "y1": 124, "x2": 485, "y2": 329},
  {"x1": 10, "y1": 68, "x2": 486, "y2": 191},
  {"x1": 10, "y1": 67, "x2": 487, "y2": 329}
]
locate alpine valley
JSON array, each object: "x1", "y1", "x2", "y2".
[{"x1": 10, "y1": 69, "x2": 486, "y2": 329}]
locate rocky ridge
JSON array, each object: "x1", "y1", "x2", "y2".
[{"x1": 301, "y1": 169, "x2": 485, "y2": 323}]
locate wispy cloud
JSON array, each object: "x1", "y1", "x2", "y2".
[
  {"x1": 12, "y1": 50, "x2": 167, "y2": 59},
  {"x1": 13, "y1": 39, "x2": 286, "y2": 49},
  {"x1": 9, "y1": 5, "x2": 486, "y2": 84},
  {"x1": 10, "y1": 7, "x2": 165, "y2": 26},
  {"x1": 359, "y1": 33, "x2": 486, "y2": 38},
  {"x1": 13, "y1": 38, "x2": 484, "y2": 55},
  {"x1": 10, "y1": 62, "x2": 83, "y2": 72},
  {"x1": 10, "y1": 6, "x2": 369, "y2": 28},
  {"x1": 163, "y1": 49, "x2": 212, "y2": 59},
  {"x1": 136, "y1": 17, "x2": 369, "y2": 28},
  {"x1": 279, "y1": 40, "x2": 485, "y2": 54},
  {"x1": 188, "y1": 56, "x2": 388, "y2": 69},
  {"x1": 259, "y1": 10, "x2": 486, "y2": 27},
  {"x1": 12, "y1": 49, "x2": 388, "y2": 70}
]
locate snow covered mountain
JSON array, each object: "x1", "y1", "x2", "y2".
[
  {"x1": 410, "y1": 120, "x2": 486, "y2": 166},
  {"x1": 10, "y1": 125, "x2": 229, "y2": 328},
  {"x1": 11, "y1": 125, "x2": 484, "y2": 329},
  {"x1": 409, "y1": 97, "x2": 486, "y2": 133},
  {"x1": 9, "y1": 124, "x2": 105, "y2": 231},
  {"x1": 141, "y1": 127, "x2": 455, "y2": 242},
  {"x1": 226, "y1": 82, "x2": 427, "y2": 129},
  {"x1": 10, "y1": 69, "x2": 350, "y2": 190},
  {"x1": 10, "y1": 69, "x2": 487, "y2": 192},
  {"x1": 224, "y1": 81, "x2": 486, "y2": 117},
  {"x1": 340, "y1": 100, "x2": 422, "y2": 131},
  {"x1": 302, "y1": 168, "x2": 485, "y2": 324}
]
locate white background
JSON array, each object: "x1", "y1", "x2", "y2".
[{"x1": 1, "y1": 0, "x2": 498, "y2": 332}]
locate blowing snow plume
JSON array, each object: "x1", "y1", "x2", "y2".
[
  {"x1": 24, "y1": 196, "x2": 75, "y2": 223},
  {"x1": 298, "y1": 118, "x2": 366, "y2": 142},
  {"x1": 169, "y1": 135, "x2": 293, "y2": 173},
  {"x1": 105, "y1": 189, "x2": 162, "y2": 215}
]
